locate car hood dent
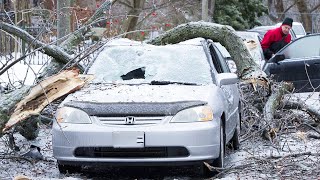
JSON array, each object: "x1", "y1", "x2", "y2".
[{"x1": 62, "y1": 84, "x2": 217, "y2": 104}]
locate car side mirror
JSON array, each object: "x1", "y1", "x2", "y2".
[
  {"x1": 217, "y1": 73, "x2": 238, "y2": 86},
  {"x1": 269, "y1": 54, "x2": 285, "y2": 63}
]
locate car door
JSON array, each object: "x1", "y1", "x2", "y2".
[
  {"x1": 263, "y1": 34, "x2": 320, "y2": 92},
  {"x1": 207, "y1": 41, "x2": 239, "y2": 141}
]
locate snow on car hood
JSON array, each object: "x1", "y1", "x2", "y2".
[{"x1": 62, "y1": 83, "x2": 218, "y2": 104}]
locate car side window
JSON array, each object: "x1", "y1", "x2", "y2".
[
  {"x1": 213, "y1": 46, "x2": 232, "y2": 73},
  {"x1": 208, "y1": 44, "x2": 230, "y2": 73},
  {"x1": 209, "y1": 44, "x2": 223, "y2": 73},
  {"x1": 279, "y1": 35, "x2": 320, "y2": 59}
]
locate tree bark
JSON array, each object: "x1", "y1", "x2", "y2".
[
  {"x1": 274, "y1": 0, "x2": 285, "y2": 21},
  {"x1": 296, "y1": 0, "x2": 312, "y2": 33},
  {"x1": 201, "y1": 0, "x2": 209, "y2": 21},
  {"x1": 209, "y1": 0, "x2": 215, "y2": 21},
  {"x1": 57, "y1": 0, "x2": 72, "y2": 44},
  {"x1": 263, "y1": 82, "x2": 294, "y2": 131},
  {"x1": 0, "y1": 86, "x2": 31, "y2": 137},
  {"x1": 124, "y1": 0, "x2": 146, "y2": 38}
]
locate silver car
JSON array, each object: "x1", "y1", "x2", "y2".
[{"x1": 53, "y1": 37, "x2": 241, "y2": 176}]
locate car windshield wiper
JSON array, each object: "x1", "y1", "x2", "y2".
[{"x1": 150, "y1": 80, "x2": 199, "y2": 85}]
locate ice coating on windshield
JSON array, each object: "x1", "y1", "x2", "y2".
[{"x1": 88, "y1": 38, "x2": 213, "y2": 84}]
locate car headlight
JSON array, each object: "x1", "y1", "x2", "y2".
[
  {"x1": 170, "y1": 105, "x2": 213, "y2": 123},
  {"x1": 55, "y1": 107, "x2": 92, "y2": 124}
]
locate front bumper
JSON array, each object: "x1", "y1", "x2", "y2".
[{"x1": 52, "y1": 117, "x2": 221, "y2": 166}]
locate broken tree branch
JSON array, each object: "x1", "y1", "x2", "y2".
[
  {"x1": 283, "y1": 98, "x2": 320, "y2": 123},
  {"x1": 2, "y1": 69, "x2": 94, "y2": 132},
  {"x1": 0, "y1": 22, "x2": 73, "y2": 64},
  {"x1": 60, "y1": 0, "x2": 116, "y2": 51},
  {"x1": 263, "y1": 82, "x2": 294, "y2": 134}
]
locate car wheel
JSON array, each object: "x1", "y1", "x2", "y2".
[
  {"x1": 200, "y1": 124, "x2": 225, "y2": 177},
  {"x1": 57, "y1": 162, "x2": 81, "y2": 174}
]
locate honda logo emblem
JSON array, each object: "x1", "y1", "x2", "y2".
[{"x1": 125, "y1": 116, "x2": 135, "y2": 124}]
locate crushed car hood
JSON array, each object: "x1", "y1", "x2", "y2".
[{"x1": 62, "y1": 83, "x2": 218, "y2": 104}]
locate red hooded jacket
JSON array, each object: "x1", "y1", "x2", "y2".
[{"x1": 261, "y1": 26, "x2": 291, "y2": 59}]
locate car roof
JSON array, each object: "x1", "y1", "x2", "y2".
[{"x1": 105, "y1": 37, "x2": 206, "y2": 46}]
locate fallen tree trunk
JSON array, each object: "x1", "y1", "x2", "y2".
[{"x1": 0, "y1": 86, "x2": 31, "y2": 137}]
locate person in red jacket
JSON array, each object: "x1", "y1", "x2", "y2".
[{"x1": 261, "y1": 17, "x2": 293, "y2": 60}]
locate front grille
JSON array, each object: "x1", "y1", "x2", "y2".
[
  {"x1": 74, "y1": 147, "x2": 189, "y2": 158},
  {"x1": 97, "y1": 116, "x2": 164, "y2": 125}
]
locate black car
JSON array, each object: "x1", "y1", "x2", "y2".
[{"x1": 263, "y1": 33, "x2": 320, "y2": 92}]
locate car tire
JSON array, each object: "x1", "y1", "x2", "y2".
[
  {"x1": 213, "y1": 125, "x2": 225, "y2": 168},
  {"x1": 200, "y1": 124, "x2": 225, "y2": 177},
  {"x1": 57, "y1": 162, "x2": 81, "y2": 174},
  {"x1": 230, "y1": 106, "x2": 241, "y2": 150},
  {"x1": 230, "y1": 121, "x2": 240, "y2": 150}
]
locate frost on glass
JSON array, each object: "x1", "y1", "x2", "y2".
[{"x1": 88, "y1": 38, "x2": 213, "y2": 85}]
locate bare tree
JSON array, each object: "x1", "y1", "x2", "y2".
[
  {"x1": 296, "y1": 0, "x2": 315, "y2": 32},
  {"x1": 201, "y1": 0, "x2": 209, "y2": 21},
  {"x1": 267, "y1": 0, "x2": 320, "y2": 32},
  {"x1": 57, "y1": 0, "x2": 72, "y2": 44},
  {"x1": 124, "y1": 0, "x2": 146, "y2": 38}
]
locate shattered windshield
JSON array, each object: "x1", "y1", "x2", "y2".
[{"x1": 87, "y1": 40, "x2": 213, "y2": 85}]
